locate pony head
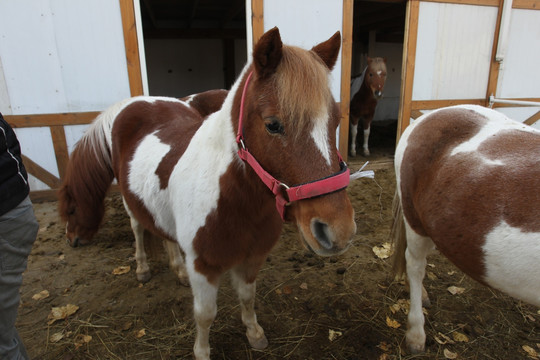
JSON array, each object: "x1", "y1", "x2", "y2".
[
  {"x1": 366, "y1": 57, "x2": 387, "y2": 99},
  {"x1": 57, "y1": 139, "x2": 113, "y2": 248},
  {"x1": 58, "y1": 183, "x2": 103, "y2": 247},
  {"x1": 241, "y1": 28, "x2": 356, "y2": 256}
]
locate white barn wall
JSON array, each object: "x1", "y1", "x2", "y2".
[
  {"x1": 413, "y1": 2, "x2": 498, "y2": 101},
  {"x1": 496, "y1": 9, "x2": 540, "y2": 99},
  {"x1": 0, "y1": 0, "x2": 132, "y2": 191},
  {"x1": 262, "y1": 0, "x2": 343, "y2": 100}
]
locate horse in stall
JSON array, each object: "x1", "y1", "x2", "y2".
[
  {"x1": 349, "y1": 57, "x2": 387, "y2": 157},
  {"x1": 391, "y1": 105, "x2": 540, "y2": 354},
  {"x1": 58, "y1": 27, "x2": 356, "y2": 360}
]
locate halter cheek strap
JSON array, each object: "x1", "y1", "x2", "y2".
[{"x1": 236, "y1": 71, "x2": 351, "y2": 220}]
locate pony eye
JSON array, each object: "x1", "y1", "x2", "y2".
[{"x1": 265, "y1": 118, "x2": 284, "y2": 135}]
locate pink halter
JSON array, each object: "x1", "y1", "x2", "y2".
[{"x1": 236, "y1": 71, "x2": 350, "y2": 220}]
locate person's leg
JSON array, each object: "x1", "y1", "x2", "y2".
[{"x1": 0, "y1": 196, "x2": 39, "y2": 360}]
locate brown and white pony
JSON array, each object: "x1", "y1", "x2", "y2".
[
  {"x1": 349, "y1": 57, "x2": 387, "y2": 157},
  {"x1": 58, "y1": 28, "x2": 356, "y2": 360},
  {"x1": 392, "y1": 105, "x2": 540, "y2": 354}
]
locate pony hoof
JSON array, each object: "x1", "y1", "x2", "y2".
[
  {"x1": 363, "y1": 149, "x2": 370, "y2": 156},
  {"x1": 350, "y1": 150, "x2": 356, "y2": 157},
  {"x1": 248, "y1": 334, "x2": 268, "y2": 350},
  {"x1": 137, "y1": 271, "x2": 152, "y2": 283}
]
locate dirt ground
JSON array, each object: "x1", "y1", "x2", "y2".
[{"x1": 17, "y1": 125, "x2": 540, "y2": 359}]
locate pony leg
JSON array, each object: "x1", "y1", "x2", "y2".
[
  {"x1": 363, "y1": 124, "x2": 371, "y2": 156},
  {"x1": 123, "y1": 199, "x2": 151, "y2": 282},
  {"x1": 404, "y1": 222, "x2": 434, "y2": 354},
  {"x1": 163, "y1": 240, "x2": 189, "y2": 286},
  {"x1": 189, "y1": 267, "x2": 219, "y2": 360},
  {"x1": 350, "y1": 121, "x2": 358, "y2": 157},
  {"x1": 230, "y1": 261, "x2": 268, "y2": 350}
]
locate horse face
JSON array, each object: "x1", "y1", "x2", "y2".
[
  {"x1": 58, "y1": 185, "x2": 99, "y2": 247},
  {"x1": 367, "y1": 57, "x2": 387, "y2": 99},
  {"x1": 247, "y1": 28, "x2": 356, "y2": 256}
]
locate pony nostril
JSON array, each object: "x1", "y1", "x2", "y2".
[
  {"x1": 68, "y1": 237, "x2": 80, "y2": 248},
  {"x1": 311, "y1": 220, "x2": 333, "y2": 250}
]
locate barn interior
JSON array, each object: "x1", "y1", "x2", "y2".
[{"x1": 139, "y1": 0, "x2": 406, "y2": 155}]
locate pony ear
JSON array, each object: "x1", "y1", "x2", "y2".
[
  {"x1": 311, "y1": 31, "x2": 341, "y2": 70},
  {"x1": 253, "y1": 27, "x2": 283, "y2": 79}
]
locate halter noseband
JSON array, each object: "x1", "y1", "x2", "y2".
[{"x1": 235, "y1": 71, "x2": 351, "y2": 220}]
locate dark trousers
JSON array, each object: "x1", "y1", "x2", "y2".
[{"x1": 0, "y1": 196, "x2": 38, "y2": 360}]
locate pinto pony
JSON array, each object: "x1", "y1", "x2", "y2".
[
  {"x1": 349, "y1": 57, "x2": 387, "y2": 157},
  {"x1": 392, "y1": 105, "x2": 540, "y2": 354},
  {"x1": 58, "y1": 28, "x2": 356, "y2": 360}
]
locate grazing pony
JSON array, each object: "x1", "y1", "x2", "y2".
[
  {"x1": 58, "y1": 28, "x2": 356, "y2": 360},
  {"x1": 349, "y1": 57, "x2": 387, "y2": 157},
  {"x1": 392, "y1": 105, "x2": 540, "y2": 354}
]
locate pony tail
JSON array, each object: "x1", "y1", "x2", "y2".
[{"x1": 390, "y1": 189, "x2": 407, "y2": 279}]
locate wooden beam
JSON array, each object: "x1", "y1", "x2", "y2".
[
  {"x1": 119, "y1": 0, "x2": 144, "y2": 97},
  {"x1": 251, "y1": 0, "x2": 264, "y2": 46},
  {"x1": 5, "y1": 112, "x2": 99, "y2": 128},
  {"x1": 524, "y1": 110, "x2": 540, "y2": 126},
  {"x1": 396, "y1": 0, "x2": 419, "y2": 141},
  {"x1": 339, "y1": 0, "x2": 354, "y2": 161},
  {"x1": 512, "y1": 0, "x2": 540, "y2": 8},
  {"x1": 421, "y1": 0, "x2": 499, "y2": 6},
  {"x1": 411, "y1": 99, "x2": 485, "y2": 110},
  {"x1": 50, "y1": 126, "x2": 69, "y2": 180},
  {"x1": 21, "y1": 154, "x2": 61, "y2": 190}
]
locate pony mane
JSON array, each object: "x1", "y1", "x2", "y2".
[
  {"x1": 368, "y1": 57, "x2": 387, "y2": 73},
  {"x1": 272, "y1": 45, "x2": 333, "y2": 132}
]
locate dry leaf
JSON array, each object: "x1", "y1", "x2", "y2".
[
  {"x1": 49, "y1": 332, "x2": 64, "y2": 343},
  {"x1": 136, "y1": 329, "x2": 146, "y2": 338},
  {"x1": 112, "y1": 266, "x2": 131, "y2": 275},
  {"x1": 522, "y1": 345, "x2": 538, "y2": 358},
  {"x1": 32, "y1": 290, "x2": 50, "y2": 301},
  {"x1": 372, "y1": 242, "x2": 392, "y2": 259},
  {"x1": 47, "y1": 304, "x2": 79, "y2": 325},
  {"x1": 378, "y1": 354, "x2": 390, "y2": 360},
  {"x1": 377, "y1": 341, "x2": 391, "y2": 352},
  {"x1": 73, "y1": 334, "x2": 92, "y2": 350},
  {"x1": 282, "y1": 286, "x2": 292, "y2": 295},
  {"x1": 447, "y1": 286, "x2": 465, "y2": 295},
  {"x1": 275, "y1": 288, "x2": 282, "y2": 295},
  {"x1": 299, "y1": 282, "x2": 308, "y2": 290},
  {"x1": 448, "y1": 270, "x2": 456, "y2": 276},
  {"x1": 434, "y1": 332, "x2": 455, "y2": 345},
  {"x1": 427, "y1": 271, "x2": 438, "y2": 281},
  {"x1": 328, "y1": 329, "x2": 342, "y2": 342},
  {"x1": 59, "y1": 254, "x2": 65, "y2": 261},
  {"x1": 385, "y1": 316, "x2": 401, "y2": 329},
  {"x1": 452, "y1": 331, "x2": 469, "y2": 343},
  {"x1": 444, "y1": 348, "x2": 458, "y2": 359},
  {"x1": 427, "y1": 263, "x2": 435, "y2": 268},
  {"x1": 122, "y1": 321, "x2": 133, "y2": 331},
  {"x1": 389, "y1": 299, "x2": 409, "y2": 315}
]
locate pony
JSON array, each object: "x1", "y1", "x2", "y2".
[
  {"x1": 349, "y1": 57, "x2": 387, "y2": 157},
  {"x1": 391, "y1": 105, "x2": 540, "y2": 354},
  {"x1": 58, "y1": 27, "x2": 357, "y2": 360}
]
